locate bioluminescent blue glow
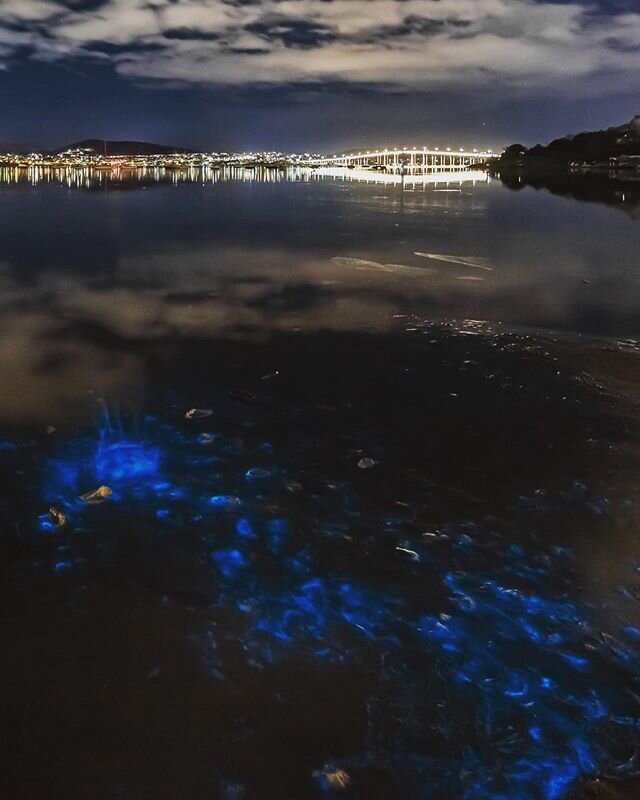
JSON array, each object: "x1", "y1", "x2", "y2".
[
  {"x1": 235, "y1": 518, "x2": 255, "y2": 539},
  {"x1": 37, "y1": 514, "x2": 58, "y2": 534},
  {"x1": 44, "y1": 426, "x2": 162, "y2": 507},
  {"x1": 33, "y1": 415, "x2": 640, "y2": 798},
  {"x1": 211, "y1": 547, "x2": 248, "y2": 578},
  {"x1": 94, "y1": 439, "x2": 160, "y2": 484},
  {"x1": 209, "y1": 495, "x2": 242, "y2": 508},
  {"x1": 245, "y1": 467, "x2": 271, "y2": 480}
]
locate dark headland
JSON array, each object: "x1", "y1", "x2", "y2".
[
  {"x1": 54, "y1": 139, "x2": 194, "y2": 156},
  {"x1": 496, "y1": 115, "x2": 640, "y2": 174},
  {"x1": 492, "y1": 116, "x2": 640, "y2": 215}
]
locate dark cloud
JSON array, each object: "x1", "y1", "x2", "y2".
[
  {"x1": 163, "y1": 27, "x2": 221, "y2": 41},
  {"x1": 246, "y1": 16, "x2": 336, "y2": 49},
  {"x1": 85, "y1": 40, "x2": 167, "y2": 54},
  {"x1": 354, "y1": 15, "x2": 472, "y2": 44}
]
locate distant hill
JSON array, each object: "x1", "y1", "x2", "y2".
[
  {"x1": 0, "y1": 141, "x2": 25, "y2": 154},
  {"x1": 55, "y1": 139, "x2": 195, "y2": 156},
  {"x1": 498, "y1": 115, "x2": 640, "y2": 170}
]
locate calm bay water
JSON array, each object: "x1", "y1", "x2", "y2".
[{"x1": 1, "y1": 168, "x2": 640, "y2": 800}]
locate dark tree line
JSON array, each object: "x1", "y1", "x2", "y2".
[{"x1": 499, "y1": 116, "x2": 640, "y2": 168}]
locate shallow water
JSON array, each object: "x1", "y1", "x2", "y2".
[{"x1": 1, "y1": 168, "x2": 640, "y2": 799}]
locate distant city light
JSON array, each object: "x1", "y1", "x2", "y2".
[{"x1": 0, "y1": 142, "x2": 498, "y2": 180}]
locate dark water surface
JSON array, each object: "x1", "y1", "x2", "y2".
[{"x1": 1, "y1": 168, "x2": 640, "y2": 800}]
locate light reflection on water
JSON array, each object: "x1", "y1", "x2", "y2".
[
  {"x1": 0, "y1": 164, "x2": 489, "y2": 190},
  {"x1": 0, "y1": 171, "x2": 639, "y2": 798}
]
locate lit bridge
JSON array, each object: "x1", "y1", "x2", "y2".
[{"x1": 316, "y1": 147, "x2": 497, "y2": 174}]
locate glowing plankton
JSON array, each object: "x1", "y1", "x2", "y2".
[
  {"x1": 209, "y1": 495, "x2": 241, "y2": 509},
  {"x1": 245, "y1": 467, "x2": 270, "y2": 480}
]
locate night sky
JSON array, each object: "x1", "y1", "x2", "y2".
[{"x1": 0, "y1": 0, "x2": 639, "y2": 152}]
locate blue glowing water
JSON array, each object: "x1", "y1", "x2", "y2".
[
  {"x1": 95, "y1": 439, "x2": 160, "y2": 484},
  {"x1": 32, "y1": 416, "x2": 640, "y2": 798}
]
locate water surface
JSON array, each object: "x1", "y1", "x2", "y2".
[{"x1": 1, "y1": 167, "x2": 640, "y2": 800}]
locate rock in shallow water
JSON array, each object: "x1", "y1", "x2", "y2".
[
  {"x1": 78, "y1": 485, "x2": 112, "y2": 504},
  {"x1": 185, "y1": 408, "x2": 213, "y2": 420}
]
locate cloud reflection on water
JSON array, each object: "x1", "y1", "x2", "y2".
[{"x1": 0, "y1": 173, "x2": 638, "y2": 430}]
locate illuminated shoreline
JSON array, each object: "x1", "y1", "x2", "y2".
[{"x1": 0, "y1": 163, "x2": 490, "y2": 189}]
